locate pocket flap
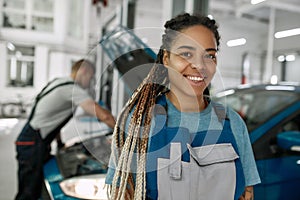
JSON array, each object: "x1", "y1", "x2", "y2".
[{"x1": 187, "y1": 143, "x2": 239, "y2": 166}]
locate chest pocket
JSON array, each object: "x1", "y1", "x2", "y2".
[{"x1": 157, "y1": 142, "x2": 239, "y2": 200}]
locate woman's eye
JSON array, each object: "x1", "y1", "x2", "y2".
[
  {"x1": 203, "y1": 54, "x2": 216, "y2": 62},
  {"x1": 179, "y1": 52, "x2": 192, "y2": 58}
]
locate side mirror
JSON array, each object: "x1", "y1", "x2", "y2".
[{"x1": 277, "y1": 131, "x2": 300, "y2": 152}]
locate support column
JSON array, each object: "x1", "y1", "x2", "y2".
[
  {"x1": 281, "y1": 60, "x2": 287, "y2": 81},
  {"x1": 171, "y1": 0, "x2": 209, "y2": 17},
  {"x1": 192, "y1": 0, "x2": 208, "y2": 16},
  {"x1": 241, "y1": 52, "x2": 250, "y2": 84},
  {"x1": 127, "y1": 0, "x2": 136, "y2": 29},
  {"x1": 122, "y1": 0, "x2": 136, "y2": 29},
  {"x1": 264, "y1": 7, "x2": 275, "y2": 83}
]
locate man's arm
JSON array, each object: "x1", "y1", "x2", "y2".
[{"x1": 79, "y1": 99, "x2": 116, "y2": 129}]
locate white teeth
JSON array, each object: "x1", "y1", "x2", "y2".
[{"x1": 186, "y1": 76, "x2": 204, "y2": 81}]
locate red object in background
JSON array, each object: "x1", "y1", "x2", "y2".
[
  {"x1": 241, "y1": 74, "x2": 246, "y2": 84},
  {"x1": 92, "y1": 0, "x2": 108, "y2": 7}
]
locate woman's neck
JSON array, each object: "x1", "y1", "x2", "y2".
[{"x1": 166, "y1": 92, "x2": 207, "y2": 112}]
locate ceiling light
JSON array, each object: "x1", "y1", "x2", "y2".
[
  {"x1": 7, "y1": 42, "x2": 15, "y2": 51},
  {"x1": 270, "y1": 75, "x2": 278, "y2": 85},
  {"x1": 15, "y1": 51, "x2": 22, "y2": 58},
  {"x1": 251, "y1": 0, "x2": 266, "y2": 5},
  {"x1": 265, "y1": 86, "x2": 295, "y2": 91},
  {"x1": 207, "y1": 14, "x2": 214, "y2": 20},
  {"x1": 226, "y1": 38, "x2": 246, "y2": 47},
  {"x1": 285, "y1": 54, "x2": 295, "y2": 62},
  {"x1": 275, "y1": 28, "x2": 300, "y2": 38},
  {"x1": 277, "y1": 55, "x2": 285, "y2": 62},
  {"x1": 277, "y1": 54, "x2": 296, "y2": 62},
  {"x1": 215, "y1": 89, "x2": 235, "y2": 98}
]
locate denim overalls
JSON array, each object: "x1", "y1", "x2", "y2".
[{"x1": 146, "y1": 95, "x2": 245, "y2": 200}]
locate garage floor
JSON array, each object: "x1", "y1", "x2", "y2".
[{"x1": 0, "y1": 118, "x2": 26, "y2": 200}]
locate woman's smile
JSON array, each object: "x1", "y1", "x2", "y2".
[{"x1": 184, "y1": 74, "x2": 207, "y2": 86}]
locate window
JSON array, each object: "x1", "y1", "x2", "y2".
[
  {"x1": 2, "y1": 0, "x2": 54, "y2": 32},
  {"x1": 2, "y1": 0, "x2": 26, "y2": 29},
  {"x1": 67, "y1": 0, "x2": 83, "y2": 39},
  {"x1": 253, "y1": 111, "x2": 300, "y2": 160},
  {"x1": 7, "y1": 44, "x2": 35, "y2": 87},
  {"x1": 281, "y1": 113, "x2": 300, "y2": 132},
  {"x1": 216, "y1": 90, "x2": 299, "y2": 131}
]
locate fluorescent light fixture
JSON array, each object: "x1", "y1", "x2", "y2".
[
  {"x1": 237, "y1": 84, "x2": 252, "y2": 89},
  {"x1": 270, "y1": 75, "x2": 278, "y2": 85},
  {"x1": 226, "y1": 38, "x2": 246, "y2": 47},
  {"x1": 15, "y1": 51, "x2": 22, "y2": 59},
  {"x1": 265, "y1": 86, "x2": 295, "y2": 91},
  {"x1": 251, "y1": 0, "x2": 266, "y2": 4},
  {"x1": 207, "y1": 14, "x2": 214, "y2": 20},
  {"x1": 277, "y1": 54, "x2": 296, "y2": 62},
  {"x1": 285, "y1": 54, "x2": 295, "y2": 62},
  {"x1": 215, "y1": 89, "x2": 235, "y2": 98},
  {"x1": 7, "y1": 42, "x2": 15, "y2": 51},
  {"x1": 277, "y1": 55, "x2": 285, "y2": 62},
  {"x1": 275, "y1": 28, "x2": 300, "y2": 38}
]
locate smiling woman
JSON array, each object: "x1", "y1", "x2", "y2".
[{"x1": 105, "y1": 13, "x2": 261, "y2": 200}]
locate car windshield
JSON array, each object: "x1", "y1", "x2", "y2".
[{"x1": 214, "y1": 89, "x2": 299, "y2": 132}]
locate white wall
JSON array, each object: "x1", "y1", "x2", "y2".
[
  {"x1": 48, "y1": 51, "x2": 84, "y2": 81},
  {"x1": 0, "y1": 0, "x2": 94, "y2": 103},
  {"x1": 34, "y1": 46, "x2": 49, "y2": 91},
  {"x1": 0, "y1": 42, "x2": 7, "y2": 91}
]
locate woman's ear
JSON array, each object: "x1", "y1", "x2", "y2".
[{"x1": 162, "y1": 49, "x2": 169, "y2": 66}]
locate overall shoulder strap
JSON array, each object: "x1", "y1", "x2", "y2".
[
  {"x1": 211, "y1": 101, "x2": 229, "y2": 123},
  {"x1": 36, "y1": 81, "x2": 75, "y2": 101},
  {"x1": 154, "y1": 94, "x2": 167, "y2": 115}
]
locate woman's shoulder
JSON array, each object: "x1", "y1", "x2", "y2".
[{"x1": 210, "y1": 101, "x2": 244, "y2": 123}]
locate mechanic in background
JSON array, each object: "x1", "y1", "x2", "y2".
[{"x1": 15, "y1": 59, "x2": 116, "y2": 200}]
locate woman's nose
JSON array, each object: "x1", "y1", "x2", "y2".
[
  {"x1": 189, "y1": 54, "x2": 205, "y2": 69},
  {"x1": 190, "y1": 61, "x2": 205, "y2": 69}
]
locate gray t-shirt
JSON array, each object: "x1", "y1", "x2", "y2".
[{"x1": 30, "y1": 77, "x2": 92, "y2": 138}]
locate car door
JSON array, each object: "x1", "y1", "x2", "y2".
[{"x1": 252, "y1": 101, "x2": 300, "y2": 200}]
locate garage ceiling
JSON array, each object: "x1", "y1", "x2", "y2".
[
  {"x1": 209, "y1": 0, "x2": 300, "y2": 53},
  {"x1": 210, "y1": 0, "x2": 300, "y2": 20}
]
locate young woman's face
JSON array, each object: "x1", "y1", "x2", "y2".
[{"x1": 163, "y1": 25, "x2": 217, "y2": 98}]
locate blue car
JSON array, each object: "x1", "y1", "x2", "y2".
[{"x1": 213, "y1": 83, "x2": 300, "y2": 200}]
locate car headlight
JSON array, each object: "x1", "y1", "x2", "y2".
[{"x1": 59, "y1": 174, "x2": 108, "y2": 199}]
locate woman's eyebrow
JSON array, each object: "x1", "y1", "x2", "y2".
[
  {"x1": 177, "y1": 46, "x2": 217, "y2": 53},
  {"x1": 176, "y1": 45, "x2": 196, "y2": 50},
  {"x1": 206, "y1": 48, "x2": 217, "y2": 52}
]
